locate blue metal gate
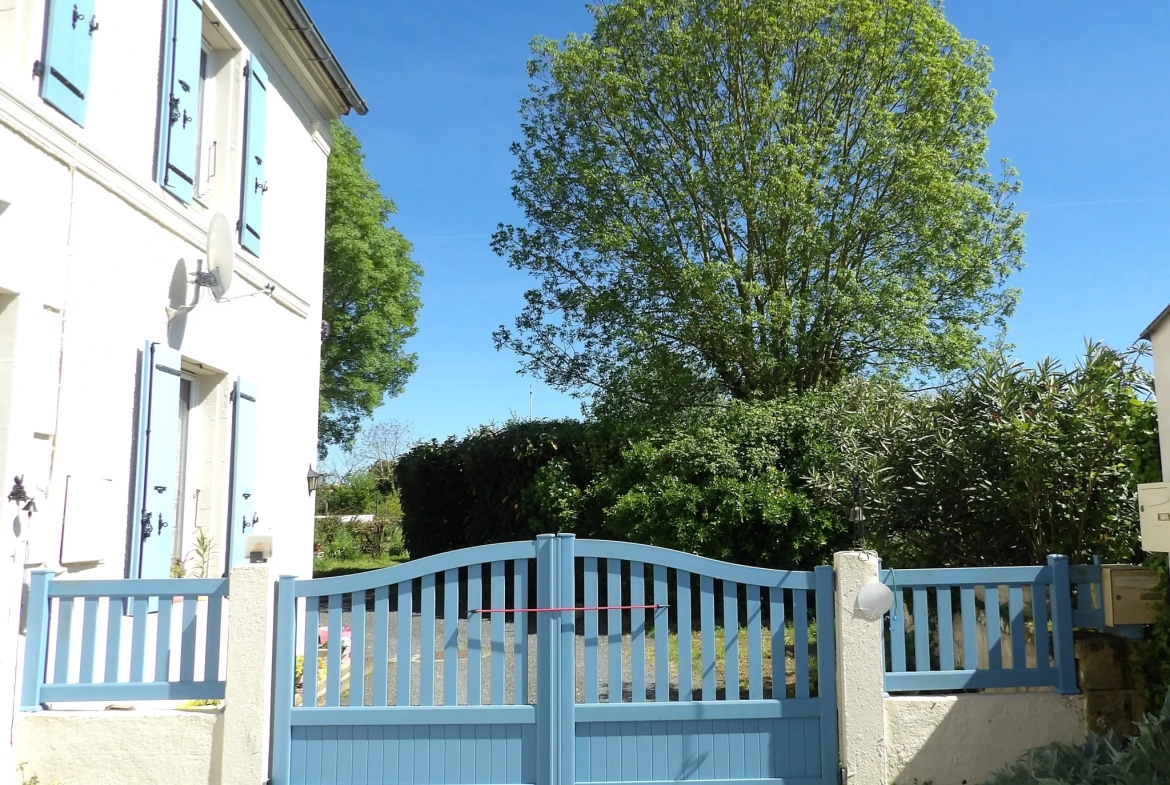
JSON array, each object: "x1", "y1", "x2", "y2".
[{"x1": 271, "y1": 534, "x2": 838, "y2": 785}]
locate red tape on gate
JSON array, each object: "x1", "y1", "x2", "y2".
[{"x1": 469, "y1": 603, "x2": 668, "y2": 616}]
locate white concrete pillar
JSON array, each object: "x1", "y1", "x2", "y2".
[
  {"x1": 834, "y1": 551, "x2": 888, "y2": 785},
  {"x1": 220, "y1": 565, "x2": 274, "y2": 785}
]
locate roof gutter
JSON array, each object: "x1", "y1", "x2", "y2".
[
  {"x1": 1140, "y1": 302, "x2": 1170, "y2": 341},
  {"x1": 274, "y1": 0, "x2": 369, "y2": 116}
]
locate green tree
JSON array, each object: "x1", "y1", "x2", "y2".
[
  {"x1": 494, "y1": 0, "x2": 1025, "y2": 418},
  {"x1": 320, "y1": 120, "x2": 422, "y2": 456}
]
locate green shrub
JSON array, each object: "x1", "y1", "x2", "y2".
[
  {"x1": 808, "y1": 342, "x2": 1159, "y2": 568},
  {"x1": 591, "y1": 398, "x2": 845, "y2": 570},
  {"x1": 980, "y1": 689, "x2": 1170, "y2": 784},
  {"x1": 321, "y1": 524, "x2": 360, "y2": 561}
]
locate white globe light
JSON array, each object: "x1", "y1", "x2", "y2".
[{"x1": 857, "y1": 581, "x2": 894, "y2": 620}]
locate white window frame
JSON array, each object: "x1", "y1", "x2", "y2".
[{"x1": 193, "y1": 39, "x2": 217, "y2": 204}]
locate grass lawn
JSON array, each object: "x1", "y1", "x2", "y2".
[{"x1": 313, "y1": 555, "x2": 403, "y2": 578}]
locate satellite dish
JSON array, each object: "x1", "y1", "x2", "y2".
[{"x1": 206, "y1": 212, "x2": 234, "y2": 301}]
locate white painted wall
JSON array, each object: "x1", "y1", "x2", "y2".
[
  {"x1": 0, "y1": 0, "x2": 345, "y2": 766},
  {"x1": 885, "y1": 693, "x2": 1087, "y2": 785},
  {"x1": 1148, "y1": 324, "x2": 1170, "y2": 482}
]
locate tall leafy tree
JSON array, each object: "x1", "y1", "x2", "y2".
[
  {"x1": 320, "y1": 121, "x2": 422, "y2": 456},
  {"x1": 494, "y1": 0, "x2": 1025, "y2": 417}
]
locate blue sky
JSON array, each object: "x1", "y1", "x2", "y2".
[{"x1": 304, "y1": 0, "x2": 1170, "y2": 450}]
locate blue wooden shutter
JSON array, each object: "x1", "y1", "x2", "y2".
[
  {"x1": 39, "y1": 0, "x2": 98, "y2": 126},
  {"x1": 136, "y1": 343, "x2": 181, "y2": 581},
  {"x1": 227, "y1": 377, "x2": 258, "y2": 570},
  {"x1": 239, "y1": 55, "x2": 268, "y2": 256},
  {"x1": 158, "y1": 0, "x2": 204, "y2": 203}
]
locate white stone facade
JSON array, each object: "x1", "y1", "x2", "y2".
[{"x1": 0, "y1": 0, "x2": 362, "y2": 774}]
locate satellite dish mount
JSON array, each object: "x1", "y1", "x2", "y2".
[{"x1": 167, "y1": 212, "x2": 244, "y2": 320}]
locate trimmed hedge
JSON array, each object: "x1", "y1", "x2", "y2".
[{"x1": 394, "y1": 419, "x2": 621, "y2": 559}]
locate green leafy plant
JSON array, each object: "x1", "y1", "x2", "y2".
[
  {"x1": 188, "y1": 527, "x2": 215, "y2": 579},
  {"x1": 178, "y1": 699, "x2": 221, "y2": 710},
  {"x1": 170, "y1": 557, "x2": 186, "y2": 578},
  {"x1": 808, "y1": 342, "x2": 1159, "y2": 567},
  {"x1": 979, "y1": 689, "x2": 1170, "y2": 784}
]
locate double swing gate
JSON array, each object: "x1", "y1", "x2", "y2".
[{"x1": 272, "y1": 535, "x2": 839, "y2": 785}]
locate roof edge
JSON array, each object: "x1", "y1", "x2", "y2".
[
  {"x1": 1140, "y1": 302, "x2": 1170, "y2": 341},
  {"x1": 274, "y1": 0, "x2": 368, "y2": 116}
]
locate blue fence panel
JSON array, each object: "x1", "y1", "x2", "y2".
[
  {"x1": 20, "y1": 572, "x2": 230, "y2": 709},
  {"x1": 880, "y1": 557, "x2": 1088, "y2": 695}
]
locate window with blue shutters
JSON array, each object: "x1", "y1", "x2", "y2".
[
  {"x1": 239, "y1": 55, "x2": 268, "y2": 256},
  {"x1": 129, "y1": 342, "x2": 182, "y2": 585},
  {"x1": 39, "y1": 0, "x2": 99, "y2": 126},
  {"x1": 226, "y1": 377, "x2": 258, "y2": 570},
  {"x1": 157, "y1": 0, "x2": 205, "y2": 203}
]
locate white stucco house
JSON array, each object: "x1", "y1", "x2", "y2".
[{"x1": 0, "y1": 0, "x2": 364, "y2": 768}]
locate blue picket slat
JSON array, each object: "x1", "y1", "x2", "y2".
[
  {"x1": 79, "y1": 598, "x2": 99, "y2": 684},
  {"x1": 374, "y1": 585, "x2": 390, "y2": 707},
  {"x1": 912, "y1": 588, "x2": 929, "y2": 672},
  {"x1": 723, "y1": 581, "x2": 739, "y2": 700},
  {"x1": 303, "y1": 596, "x2": 319, "y2": 707},
  {"x1": 490, "y1": 562, "x2": 505, "y2": 705},
  {"x1": 467, "y1": 565, "x2": 482, "y2": 706},
  {"x1": 1032, "y1": 582, "x2": 1051, "y2": 668},
  {"x1": 700, "y1": 575, "x2": 716, "y2": 701},
  {"x1": 584, "y1": 557, "x2": 599, "y2": 704},
  {"x1": 205, "y1": 594, "x2": 223, "y2": 684},
  {"x1": 130, "y1": 598, "x2": 148, "y2": 682},
  {"x1": 442, "y1": 570, "x2": 457, "y2": 708},
  {"x1": 397, "y1": 580, "x2": 413, "y2": 706},
  {"x1": 653, "y1": 565, "x2": 668, "y2": 702},
  {"x1": 747, "y1": 585, "x2": 762, "y2": 701},
  {"x1": 421, "y1": 574, "x2": 436, "y2": 706},
  {"x1": 607, "y1": 559, "x2": 622, "y2": 703},
  {"x1": 985, "y1": 585, "x2": 1003, "y2": 670},
  {"x1": 937, "y1": 587, "x2": 954, "y2": 672},
  {"x1": 890, "y1": 588, "x2": 907, "y2": 673},
  {"x1": 326, "y1": 594, "x2": 342, "y2": 707},
  {"x1": 677, "y1": 571, "x2": 692, "y2": 702},
  {"x1": 960, "y1": 586, "x2": 978, "y2": 671},
  {"x1": 513, "y1": 560, "x2": 529, "y2": 705},
  {"x1": 179, "y1": 596, "x2": 198, "y2": 684},
  {"x1": 793, "y1": 589, "x2": 809, "y2": 700},
  {"x1": 54, "y1": 598, "x2": 74, "y2": 684},
  {"x1": 630, "y1": 561, "x2": 646, "y2": 702},
  {"x1": 351, "y1": 591, "x2": 366, "y2": 706},
  {"x1": 104, "y1": 598, "x2": 122, "y2": 683},
  {"x1": 769, "y1": 587, "x2": 785, "y2": 700},
  {"x1": 1009, "y1": 586, "x2": 1026, "y2": 669}
]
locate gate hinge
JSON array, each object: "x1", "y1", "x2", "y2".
[
  {"x1": 839, "y1": 767, "x2": 848, "y2": 785},
  {"x1": 32, "y1": 60, "x2": 44, "y2": 78}
]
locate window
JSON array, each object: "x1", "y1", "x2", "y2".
[
  {"x1": 173, "y1": 376, "x2": 194, "y2": 567},
  {"x1": 194, "y1": 43, "x2": 217, "y2": 202}
]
